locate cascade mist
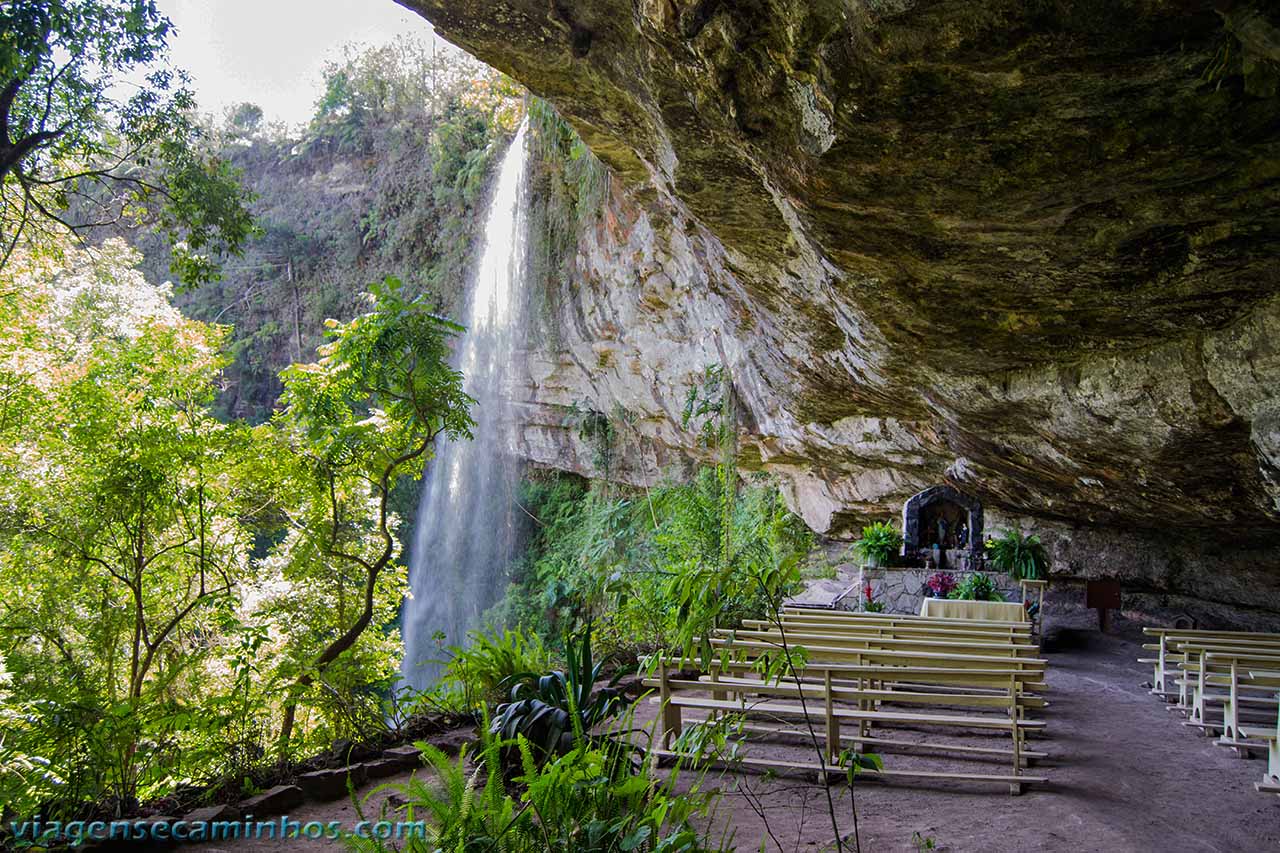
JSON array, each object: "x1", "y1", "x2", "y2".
[{"x1": 401, "y1": 119, "x2": 531, "y2": 690}]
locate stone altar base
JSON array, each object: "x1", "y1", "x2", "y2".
[{"x1": 856, "y1": 567, "x2": 1021, "y2": 615}]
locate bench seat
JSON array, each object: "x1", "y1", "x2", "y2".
[
  {"x1": 654, "y1": 694, "x2": 1047, "y2": 731},
  {"x1": 650, "y1": 748, "x2": 1047, "y2": 792}
]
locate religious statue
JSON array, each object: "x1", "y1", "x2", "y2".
[
  {"x1": 957, "y1": 522, "x2": 969, "y2": 547},
  {"x1": 936, "y1": 518, "x2": 949, "y2": 548}
]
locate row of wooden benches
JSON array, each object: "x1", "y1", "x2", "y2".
[
  {"x1": 644, "y1": 607, "x2": 1048, "y2": 795},
  {"x1": 1141, "y1": 626, "x2": 1280, "y2": 796}
]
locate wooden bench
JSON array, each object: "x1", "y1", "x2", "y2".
[
  {"x1": 706, "y1": 636, "x2": 1049, "y2": 679},
  {"x1": 1141, "y1": 627, "x2": 1280, "y2": 694},
  {"x1": 1159, "y1": 638, "x2": 1280, "y2": 712},
  {"x1": 1244, "y1": 671, "x2": 1280, "y2": 795},
  {"x1": 784, "y1": 607, "x2": 1032, "y2": 636},
  {"x1": 722, "y1": 627, "x2": 1043, "y2": 659},
  {"x1": 713, "y1": 629, "x2": 1049, "y2": 701},
  {"x1": 1172, "y1": 648, "x2": 1280, "y2": 740},
  {"x1": 758, "y1": 616, "x2": 1035, "y2": 645},
  {"x1": 644, "y1": 654, "x2": 1047, "y2": 794}
]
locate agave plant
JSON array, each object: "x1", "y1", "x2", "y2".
[
  {"x1": 490, "y1": 622, "x2": 634, "y2": 760},
  {"x1": 985, "y1": 530, "x2": 1049, "y2": 580}
]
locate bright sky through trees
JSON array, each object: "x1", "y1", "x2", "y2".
[{"x1": 157, "y1": 0, "x2": 447, "y2": 127}]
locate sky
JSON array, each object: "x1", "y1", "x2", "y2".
[{"x1": 155, "y1": 0, "x2": 452, "y2": 128}]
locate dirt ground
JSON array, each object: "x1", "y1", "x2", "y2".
[{"x1": 216, "y1": 628, "x2": 1280, "y2": 853}]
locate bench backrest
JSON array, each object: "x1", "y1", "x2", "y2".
[
  {"x1": 768, "y1": 617, "x2": 1032, "y2": 642},
  {"x1": 707, "y1": 636, "x2": 1048, "y2": 671},
  {"x1": 785, "y1": 608, "x2": 1029, "y2": 631},
  {"x1": 720, "y1": 628, "x2": 1038, "y2": 656},
  {"x1": 647, "y1": 655, "x2": 1044, "y2": 690},
  {"x1": 1144, "y1": 626, "x2": 1280, "y2": 640}
]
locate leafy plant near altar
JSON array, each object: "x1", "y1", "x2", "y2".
[
  {"x1": 947, "y1": 572, "x2": 1005, "y2": 602},
  {"x1": 862, "y1": 581, "x2": 886, "y2": 612},
  {"x1": 985, "y1": 530, "x2": 1049, "y2": 580},
  {"x1": 852, "y1": 520, "x2": 903, "y2": 568}
]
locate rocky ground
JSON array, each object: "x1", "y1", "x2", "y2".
[{"x1": 212, "y1": 625, "x2": 1279, "y2": 853}]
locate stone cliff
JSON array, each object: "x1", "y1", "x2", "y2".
[{"x1": 399, "y1": 0, "x2": 1280, "y2": 624}]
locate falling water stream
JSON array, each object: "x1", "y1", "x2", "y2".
[{"x1": 401, "y1": 119, "x2": 531, "y2": 690}]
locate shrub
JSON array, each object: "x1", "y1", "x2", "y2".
[
  {"x1": 347, "y1": 723, "x2": 725, "y2": 852},
  {"x1": 430, "y1": 628, "x2": 553, "y2": 711},
  {"x1": 947, "y1": 573, "x2": 1005, "y2": 602},
  {"x1": 985, "y1": 530, "x2": 1049, "y2": 580},
  {"x1": 925, "y1": 571, "x2": 957, "y2": 597},
  {"x1": 852, "y1": 521, "x2": 903, "y2": 567},
  {"x1": 491, "y1": 624, "x2": 634, "y2": 762}
]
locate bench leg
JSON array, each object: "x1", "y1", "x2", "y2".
[
  {"x1": 824, "y1": 670, "x2": 839, "y2": 766},
  {"x1": 1009, "y1": 674, "x2": 1024, "y2": 793},
  {"x1": 658, "y1": 661, "x2": 681, "y2": 749},
  {"x1": 1224, "y1": 662, "x2": 1239, "y2": 742},
  {"x1": 1155, "y1": 640, "x2": 1166, "y2": 693},
  {"x1": 662, "y1": 702, "x2": 682, "y2": 749}
]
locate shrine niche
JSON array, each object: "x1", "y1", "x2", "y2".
[{"x1": 901, "y1": 485, "x2": 984, "y2": 568}]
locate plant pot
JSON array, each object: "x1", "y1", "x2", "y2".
[{"x1": 865, "y1": 554, "x2": 882, "y2": 569}]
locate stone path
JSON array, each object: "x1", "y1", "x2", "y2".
[{"x1": 786, "y1": 563, "x2": 861, "y2": 609}]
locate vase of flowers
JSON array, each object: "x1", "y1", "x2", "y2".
[{"x1": 925, "y1": 571, "x2": 957, "y2": 598}]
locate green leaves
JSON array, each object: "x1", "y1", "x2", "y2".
[
  {"x1": 278, "y1": 277, "x2": 472, "y2": 477},
  {"x1": 840, "y1": 749, "x2": 884, "y2": 785},
  {"x1": 985, "y1": 530, "x2": 1049, "y2": 580},
  {"x1": 491, "y1": 623, "x2": 635, "y2": 762},
  {"x1": 947, "y1": 572, "x2": 1005, "y2": 602},
  {"x1": 852, "y1": 521, "x2": 903, "y2": 566},
  {"x1": 1, "y1": 1, "x2": 255, "y2": 284}
]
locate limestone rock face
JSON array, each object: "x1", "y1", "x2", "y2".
[{"x1": 401, "y1": 0, "x2": 1280, "y2": 617}]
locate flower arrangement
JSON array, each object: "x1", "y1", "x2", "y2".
[
  {"x1": 925, "y1": 571, "x2": 957, "y2": 598},
  {"x1": 863, "y1": 581, "x2": 885, "y2": 613}
]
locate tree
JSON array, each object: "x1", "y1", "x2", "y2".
[
  {"x1": 271, "y1": 277, "x2": 473, "y2": 750},
  {"x1": 0, "y1": 237, "x2": 261, "y2": 809},
  {"x1": 0, "y1": 0, "x2": 254, "y2": 283},
  {"x1": 226, "y1": 102, "x2": 264, "y2": 138}
]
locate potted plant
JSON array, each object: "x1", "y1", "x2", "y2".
[
  {"x1": 925, "y1": 571, "x2": 956, "y2": 598},
  {"x1": 947, "y1": 572, "x2": 1004, "y2": 602},
  {"x1": 985, "y1": 530, "x2": 1049, "y2": 580},
  {"x1": 852, "y1": 521, "x2": 903, "y2": 569}
]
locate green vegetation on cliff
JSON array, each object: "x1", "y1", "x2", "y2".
[
  {"x1": 487, "y1": 469, "x2": 811, "y2": 659},
  {"x1": 118, "y1": 38, "x2": 523, "y2": 423}
]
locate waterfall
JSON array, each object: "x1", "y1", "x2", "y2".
[{"x1": 401, "y1": 118, "x2": 530, "y2": 691}]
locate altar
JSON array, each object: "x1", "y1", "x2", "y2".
[{"x1": 919, "y1": 597, "x2": 1028, "y2": 622}]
